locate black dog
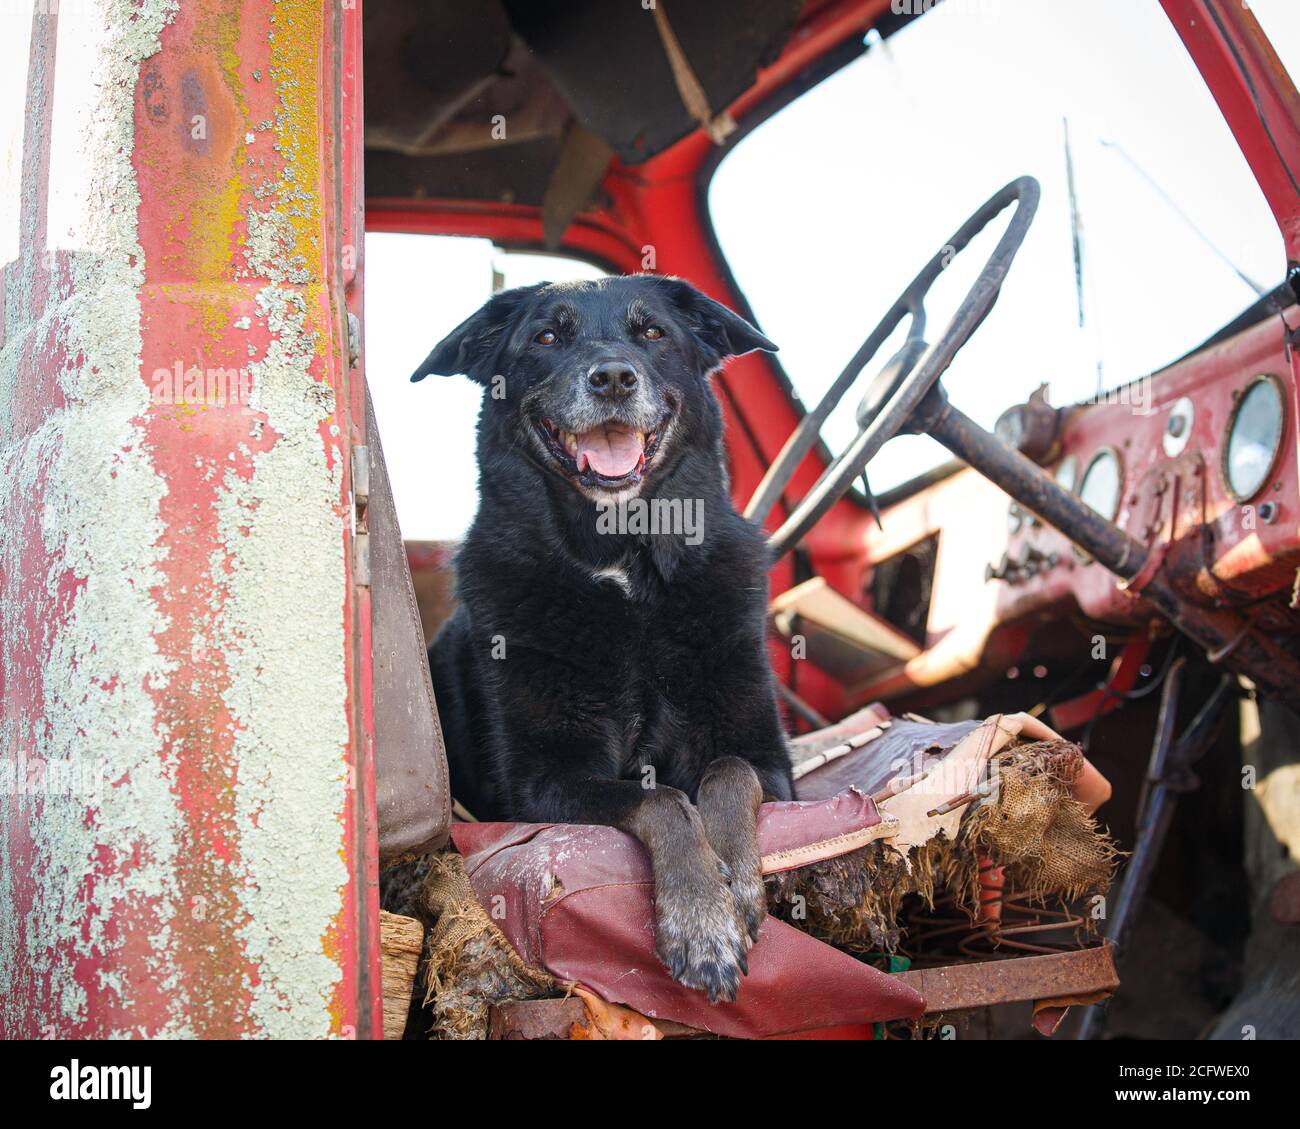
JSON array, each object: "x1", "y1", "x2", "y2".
[{"x1": 413, "y1": 274, "x2": 794, "y2": 1002}]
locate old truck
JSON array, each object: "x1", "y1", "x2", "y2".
[{"x1": 2, "y1": 0, "x2": 1298, "y2": 1039}]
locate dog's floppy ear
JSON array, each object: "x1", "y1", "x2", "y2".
[
  {"x1": 411, "y1": 284, "x2": 546, "y2": 384},
  {"x1": 648, "y1": 275, "x2": 777, "y2": 369}
]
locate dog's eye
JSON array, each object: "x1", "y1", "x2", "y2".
[
  {"x1": 642, "y1": 325, "x2": 664, "y2": 341},
  {"x1": 534, "y1": 329, "x2": 558, "y2": 346}
]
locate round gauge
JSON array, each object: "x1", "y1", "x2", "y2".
[
  {"x1": 1079, "y1": 449, "x2": 1122, "y2": 521},
  {"x1": 1223, "y1": 375, "x2": 1285, "y2": 502},
  {"x1": 1163, "y1": 396, "x2": 1194, "y2": 458},
  {"x1": 1054, "y1": 455, "x2": 1079, "y2": 494}
]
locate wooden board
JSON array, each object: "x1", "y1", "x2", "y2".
[
  {"x1": 770, "y1": 577, "x2": 920, "y2": 684},
  {"x1": 379, "y1": 911, "x2": 425, "y2": 1040}
]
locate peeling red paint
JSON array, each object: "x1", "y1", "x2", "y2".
[{"x1": 2, "y1": 0, "x2": 377, "y2": 1038}]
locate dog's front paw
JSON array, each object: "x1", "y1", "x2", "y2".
[{"x1": 653, "y1": 866, "x2": 749, "y2": 1004}]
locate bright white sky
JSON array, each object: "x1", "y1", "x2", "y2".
[
  {"x1": 365, "y1": 241, "x2": 603, "y2": 540},
  {"x1": 366, "y1": 0, "x2": 1300, "y2": 541}
]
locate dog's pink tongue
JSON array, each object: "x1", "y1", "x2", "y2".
[{"x1": 575, "y1": 424, "x2": 644, "y2": 477}]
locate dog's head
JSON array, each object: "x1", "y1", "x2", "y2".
[{"x1": 412, "y1": 275, "x2": 776, "y2": 500}]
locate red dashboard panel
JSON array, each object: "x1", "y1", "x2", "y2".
[
  {"x1": 818, "y1": 315, "x2": 1300, "y2": 709},
  {"x1": 1004, "y1": 315, "x2": 1300, "y2": 617}
]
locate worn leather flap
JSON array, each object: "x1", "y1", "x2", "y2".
[
  {"x1": 450, "y1": 791, "x2": 924, "y2": 1037},
  {"x1": 368, "y1": 387, "x2": 451, "y2": 863}
]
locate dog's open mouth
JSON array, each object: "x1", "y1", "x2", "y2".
[{"x1": 535, "y1": 416, "x2": 669, "y2": 488}]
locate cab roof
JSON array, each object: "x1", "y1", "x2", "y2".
[{"x1": 363, "y1": 0, "x2": 914, "y2": 217}]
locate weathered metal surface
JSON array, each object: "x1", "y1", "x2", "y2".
[
  {"x1": 489, "y1": 997, "x2": 598, "y2": 1041},
  {"x1": 488, "y1": 946, "x2": 1120, "y2": 1037},
  {"x1": 895, "y1": 945, "x2": 1120, "y2": 1014},
  {"x1": 0, "y1": 0, "x2": 376, "y2": 1037},
  {"x1": 841, "y1": 313, "x2": 1298, "y2": 709},
  {"x1": 920, "y1": 397, "x2": 1154, "y2": 585},
  {"x1": 926, "y1": 400, "x2": 1300, "y2": 706}
]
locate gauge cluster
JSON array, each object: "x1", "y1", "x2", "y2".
[
  {"x1": 936, "y1": 313, "x2": 1293, "y2": 618},
  {"x1": 844, "y1": 315, "x2": 1297, "y2": 705},
  {"x1": 992, "y1": 315, "x2": 1297, "y2": 615}
]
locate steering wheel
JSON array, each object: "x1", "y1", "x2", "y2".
[{"x1": 746, "y1": 177, "x2": 1041, "y2": 559}]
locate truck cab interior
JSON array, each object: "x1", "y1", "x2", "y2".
[
  {"x1": 4, "y1": 0, "x2": 1300, "y2": 1046},
  {"x1": 361, "y1": 0, "x2": 1300, "y2": 1037}
]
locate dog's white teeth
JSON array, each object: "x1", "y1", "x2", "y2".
[{"x1": 563, "y1": 432, "x2": 578, "y2": 455}]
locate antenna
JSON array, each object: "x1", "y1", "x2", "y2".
[
  {"x1": 1064, "y1": 118, "x2": 1105, "y2": 395},
  {"x1": 1063, "y1": 118, "x2": 1086, "y2": 329}
]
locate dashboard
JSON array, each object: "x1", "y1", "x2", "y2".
[{"x1": 812, "y1": 313, "x2": 1300, "y2": 708}]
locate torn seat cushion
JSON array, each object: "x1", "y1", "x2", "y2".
[
  {"x1": 793, "y1": 709, "x2": 1110, "y2": 812},
  {"x1": 444, "y1": 711, "x2": 1112, "y2": 1038},
  {"x1": 450, "y1": 790, "x2": 925, "y2": 1039},
  {"x1": 772, "y1": 712, "x2": 1118, "y2": 954}
]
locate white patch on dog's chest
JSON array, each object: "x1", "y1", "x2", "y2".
[{"x1": 592, "y1": 565, "x2": 633, "y2": 597}]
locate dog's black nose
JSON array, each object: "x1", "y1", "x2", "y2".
[{"x1": 588, "y1": 362, "x2": 638, "y2": 398}]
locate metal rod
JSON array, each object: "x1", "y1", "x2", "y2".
[
  {"x1": 922, "y1": 396, "x2": 1300, "y2": 707},
  {"x1": 1109, "y1": 659, "x2": 1186, "y2": 954},
  {"x1": 1076, "y1": 664, "x2": 1184, "y2": 1041},
  {"x1": 1078, "y1": 670, "x2": 1235, "y2": 1039},
  {"x1": 924, "y1": 397, "x2": 1146, "y2": 578},
  {"x1": 776, "y1": 680, "x2": 831, "y2": 731}
]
